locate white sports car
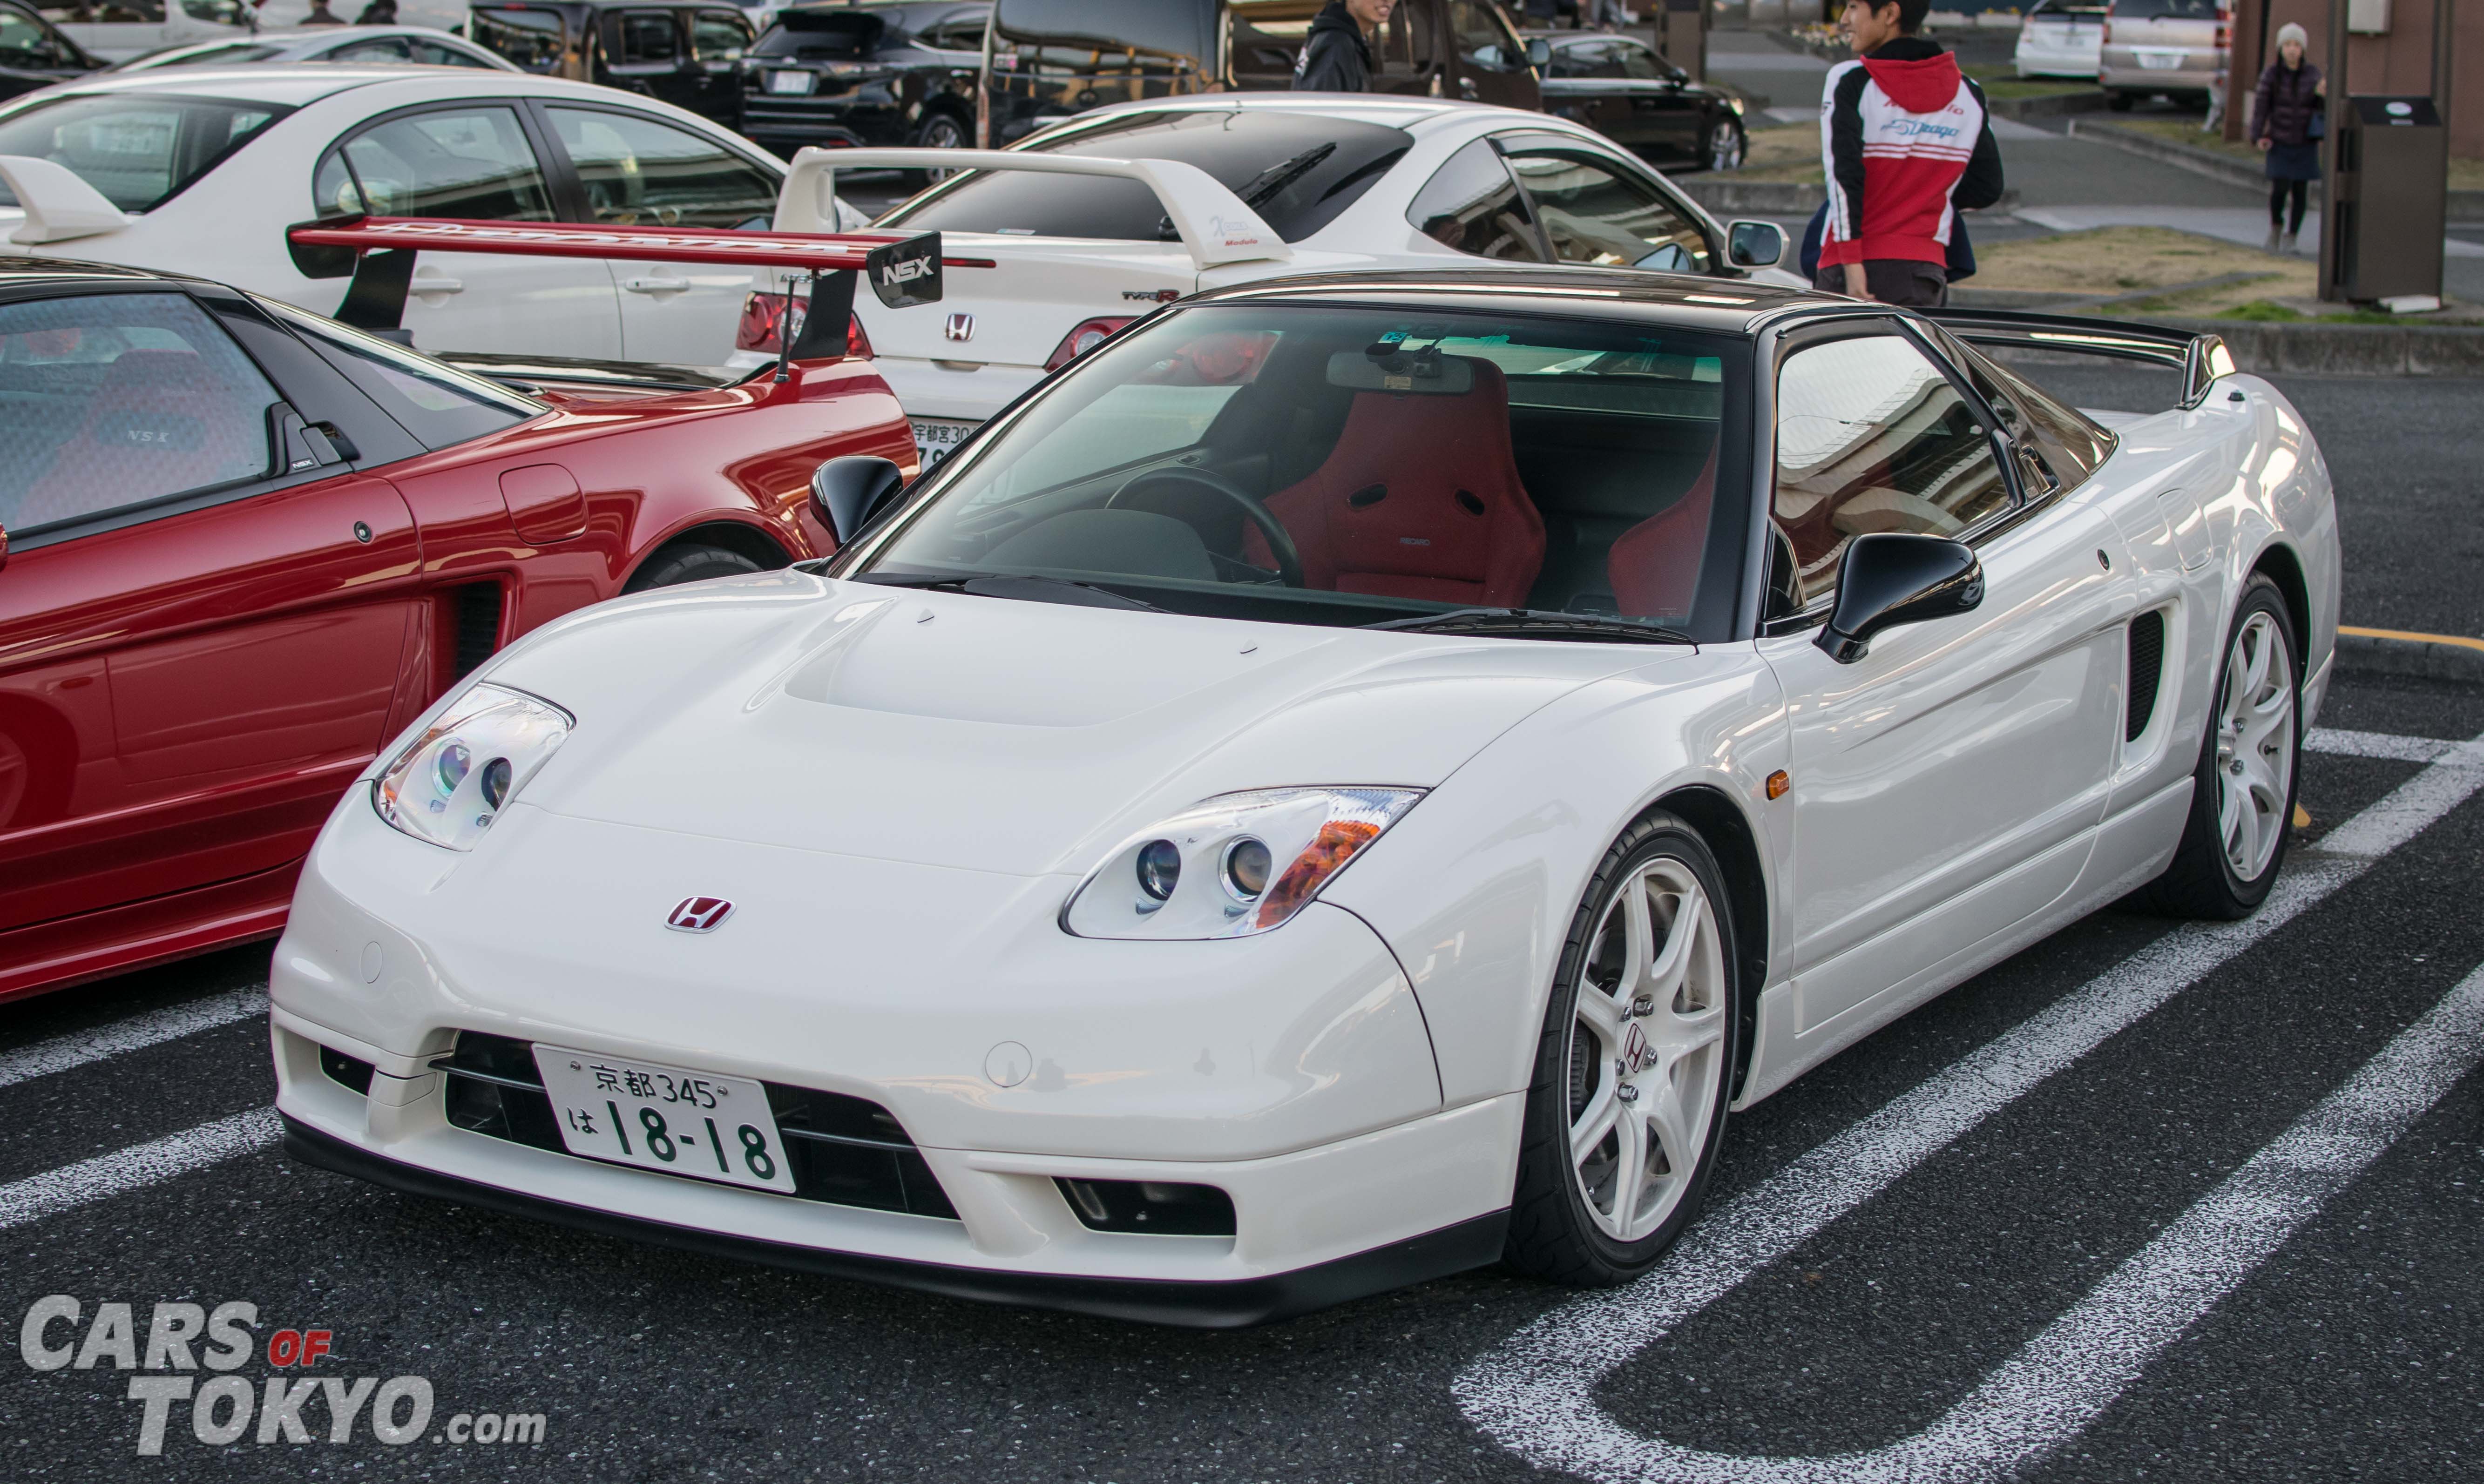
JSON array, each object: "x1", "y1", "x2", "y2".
[
  {"x1": 745, "y1": 94, "x2": 1804, "y2": 467},
  {"x1": 271, "y1": 273, "x2": 2337, "y2": 1326}
]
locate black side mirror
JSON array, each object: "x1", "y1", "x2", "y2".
[
  {"x1": 811, "y1": 456, "x2": 907, "y2": 546},
  {"x1": 1726, "y1": 219, "x2": 1787, "y2": 268},
  {"x1": 1816, "y1": 533, "x2": 1983, "y2": 664}
]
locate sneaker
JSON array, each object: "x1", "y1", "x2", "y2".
[
  {"x1": 2265, "y1": 227, "x2": 2282, "y2": 253},
  {"x1": 2280, "y1": 231, "x2": 2298, "y2": 255}
]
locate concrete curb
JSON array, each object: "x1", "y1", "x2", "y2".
[
  {"x1": 2066, "y1": 118, "x2": 2484, "y2": 223},
  {"x1": 2142, "y1": 317, "x2": 2484, "y2": 376},
  {"x1": 2333, "y1": 629, "x2": 2484, "y2": 684}
]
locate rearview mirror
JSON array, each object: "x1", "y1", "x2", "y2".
[
  {"x1": 1526, "y1": 38, "x2": 1551, "y2": 67},
  {"x1": 1817, "y1": 533, "x2": 1983, "y2": 664},
  {"x1": 811, "y1": 456, "x2": 907, "y2": 546},
  {"x1": 1726, "y1": 220, "x2": 1787, "y2": 269}
]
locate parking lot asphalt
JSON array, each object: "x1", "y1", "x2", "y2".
[{"x1": 4, "y1": 378, "x2": 2479, "y2": 1482}]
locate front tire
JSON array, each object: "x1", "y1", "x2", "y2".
[
  {"x1": 623, "y1": 542, "x2": 766, "y2": 594},
  {"x1": 2132, "y1": 575, "x2": 2300, "y2": 918},
  {"x1": 1504, "y1": 811, "x2": 1740, "y2": 1285}
]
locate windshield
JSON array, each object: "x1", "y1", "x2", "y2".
[
  {"x1": 844, "y1": 303, "x2": 1746, "y2": 639},
  {"x1": 0, "y1": 94, "x2": 290, "y2": 213},
  {"x1": 880, "y1": 108, "x2": 1412, "y2": 243}
]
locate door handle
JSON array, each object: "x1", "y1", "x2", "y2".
[
  {"x1": 412, "y1": 275, "x2": 464, "y2": 294},
  {"x1": 622, "y1": 277, "x2": 694, "y2": 294}
]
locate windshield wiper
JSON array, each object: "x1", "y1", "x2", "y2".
[
  {"x1": 1366, "y1": 609, "x2": 1694, "y2": 645},
  {"x1": 1236, "y1": 143, "x2": 1335, "y2": 209},
  {"x1": 853, "y1": 572, "x2": 1161, "y2": 612}
]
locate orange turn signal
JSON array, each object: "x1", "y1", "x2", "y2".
[{"x1": 1767, "y1": 770, "x2": 1790, "y2": 800}]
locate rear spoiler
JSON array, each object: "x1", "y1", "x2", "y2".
[
  {"x1": 775, "y1": 148, "x2": 1292, "y2": 272},
  {"x1": 1924, "y1": 308, "x2": 2238, "y2": 410},
  {"x1": 284, "y1": 216, "x2": 948, "y2": 354}
]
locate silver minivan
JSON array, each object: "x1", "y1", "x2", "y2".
[{"x1": 2099, "y1": 0, "x2": 2227, "y2": 111}]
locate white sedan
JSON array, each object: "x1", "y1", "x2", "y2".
[
  {"x1": 110, "y1": 25, "x2": 520, "y2": 73},
  {"x1": 745, "y1": 94, "x2": 1802, "y2": 468},
  {"x1": 2015, "y1": 0, "x2": 2107, "y2": 80},
  {"x1": 270, "y1": 274, "x2": 2337, "y2": 1324},
  {"x1": 0, "y1": 63, "x2": 831, "y2": 366}
]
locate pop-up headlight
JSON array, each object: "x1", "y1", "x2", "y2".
[
  {"x1": 373, "y1": 684, "x2": 572, "y2": 850},
  {"x1": 1063, "y1": 787, "x2": 1423, "y2": 940}
]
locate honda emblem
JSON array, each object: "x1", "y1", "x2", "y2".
[
  {"x1": 666, "y1": 896, "x2": 735, "y2": 933},
  {"x1": 944, "y1": 312, "x2": 975, "y2": 343},
  {"x1": 1621, "y1": 1020, "x2": 1657, "y2": 1075}
]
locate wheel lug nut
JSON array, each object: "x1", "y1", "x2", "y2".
[
  {"x1": 1617, "y1": 1084, "x2": 1640, "y2": 1103},
  {"x1": 1630, "y1": 994, "x2": 1653, "y2": 1017}
]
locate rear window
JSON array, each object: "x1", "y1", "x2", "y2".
[
  {"x1": 990, "y1": 0, "x2": 1212, "y2": 68},
  {"x1": 880, "y1": 108, "x2": 1411, "y2": 243},
  {"x1": 471, "y1": 5, "x2": 569, "y2": 71},
  {"x1": 0, "y1": 94, "x2": 290, "y2": 213},
  {"x1": 751, "y1": 11, "x2": 879, "y2": 60}
]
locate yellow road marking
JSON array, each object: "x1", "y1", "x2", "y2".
[{"x1": 2340, "y1": 625, "x2": 2484, "y2": 654}]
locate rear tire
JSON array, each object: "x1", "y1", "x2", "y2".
[
  {"x1": 2130, "y1": 575, "x2": 2300, "y2": 919},
  {"x1": 1504, "y1": 811, "x2": 1740, "y2": 1286},
  {"x1": 623, "y1": 542, "x2": 766, "y2": 594},
  {"x1": 2107, "y1": 91, "x2": 2136, "y2": 111},
  {"x1": 1703, "y1": 117, "x2": 1747, "y2": 173}
]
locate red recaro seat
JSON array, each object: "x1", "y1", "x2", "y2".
[
  {"x1": 1607, "y1": 435, "x2": 1718, "y2": 621},
  {"x1": 1252, "y1": 355, "x2": 1543, "y2": 607},
  {"x1": 15, "y1": 351, "x2": 265, "y2": 530}
]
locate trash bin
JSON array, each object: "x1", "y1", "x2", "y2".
[{"x1": 2324, "y1": 94, "x2": 2447, "y2": 303}]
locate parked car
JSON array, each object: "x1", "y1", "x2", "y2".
[
  {"x1": 32, "y1": 0, "x2": 250, "y2": 65},
  {"x1": 2015, "y1": 0, "x2": 2105, "y2": 79},
  {"x1": 2099, "y1": 0, "x2": 2225, "y2": 111},
  {"x1": 0, "y1": 0, "x2": 98, "y2": 102},
  {"x1": 738, "y1": 1, "x2": 986, "y2": 162},
  {"x1": 0, "y1": 250, "x2": 919, "y2": 1001},
  {"x1": 113, "y1": 25, "x2": 522, "y2": 73},
  {"x1": 0, "y1": 64, "x2": 832, "y2": 366},
  {"x1": 468, "y1": 0, "x2": 754, "y2": 128},
  {"x1": 746, "y1": 94, "x2": 1800, "y2": 465},
  {"x1": 1529, "y1": 27, "x2": 1745, "y2": 172},
  {"x1": 271, "y1": 271, "x2": 2336, "y2": 1324},
  {"x1": 984, "y1": 0, "x2": 1541, "y2": 148}
]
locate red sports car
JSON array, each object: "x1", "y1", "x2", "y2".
[{"x1": 0, "y1": 247, "x2": 920, "y2": 1001}]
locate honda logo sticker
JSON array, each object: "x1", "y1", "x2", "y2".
[
  {"x1": 666, "y1": 896, "x2": 735, "y2": 933},
  {"x1": 944, "y1": 312, "x2": 974, "y2": 343}
]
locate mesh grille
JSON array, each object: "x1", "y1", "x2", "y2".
[
  {"x1": 450, "y1": 584, "x2": 503, "y2": 681},
  {"x1": 2126, "y1": 610, "x2": 2166, "y2": 743}
]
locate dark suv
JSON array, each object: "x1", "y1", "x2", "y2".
[
  {"x1": 739, "y1": 1, "x2": 987, "y2": 159},
  {"x1": 469, "y1": 0, "x2": 756, "y2": 128}
]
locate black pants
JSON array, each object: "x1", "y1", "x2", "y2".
[
  {"x1": 2269, "y1": 178, "x2": 2309, "y2": 233},
  {"x1": 1810, "y1": 259, "x2": 1948, "y2": 307}
]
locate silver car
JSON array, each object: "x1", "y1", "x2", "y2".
[{"x1": 2100, "y1": 0, "x2": 2227, "y2": 110}]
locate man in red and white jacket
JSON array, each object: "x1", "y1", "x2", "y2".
[{"x1": 1818, "y1": 0, "x2": 2005, "y2": 306}]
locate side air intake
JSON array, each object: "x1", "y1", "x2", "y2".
[{"x1": 2126, "y1": 610, "x2": 2166, "y2": 742}]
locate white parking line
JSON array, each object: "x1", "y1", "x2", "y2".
[
  {"x1": 2305, "y1": 727, "x2": 2458, "y2": 763},
  {"x1": 1456, "y1": 729, "x2": 2484, "y2": 1483},
  {"x1": 0, "y1": 1109, "x2": 281, "y2": 1233},
  {"x1": 0, "y1": 987, "x2": 265, "y2": 1093}
]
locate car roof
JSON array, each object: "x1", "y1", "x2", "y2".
[
  {"x1": 1192, "y1": 266, "x2": 1839, "y2": 337},
  {"x1": 30, "y1": 64, "x2": 425, "y2": 107},
  {"x1": 1035, "y1": 92, "x2": 1566, "y2": 137}
]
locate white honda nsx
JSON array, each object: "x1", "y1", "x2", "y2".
[{"x1": 272, "y1": 271, "x2": 2339, "y2": 1326}]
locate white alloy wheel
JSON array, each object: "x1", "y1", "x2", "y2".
[
  {"x1": 2214, "y1": 608, "x2": 2295, "y2": 881},
  {"x1": 1708, "y1": 119, "x2": 1746, "y2": 173},
  {"x1": 1565, "y1": 855, "x2": 1729, "y2": 1243}
]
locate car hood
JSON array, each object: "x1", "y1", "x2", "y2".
[{"x1": 485, "y1": 571, "x2": 1683, "y2": 878}]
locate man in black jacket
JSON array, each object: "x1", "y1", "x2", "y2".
[{"x1": 1294, "y1": 0, "x2": 1394, "y2": 92}]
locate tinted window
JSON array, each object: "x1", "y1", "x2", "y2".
[
  {"x1": 614, "y1": 11, "x2": 681, "y2": 64},
  {"x1": 751, "y1": 10, "x2": 877, "y2": 59},
  {"x1": 990, "y1": 0, "x2": 1212, "y2": 67},
  {"x1": 0, "y1": 9, "x2": 64, "y2": 69},
  {"x1": 1406, "y1": 138, "x2": 1546, "y2": 263},
  {"x1": 329, "y1": 36, "x2": 415, "y2": 62},
  {"x1": 883, "y1": 109, "x2": 1411, "y2": 244},
  {"x1": 326, "y1": 106, "x2": 553, "y2": 220},
  {"x1": 1932, "y1": 331, "x2": 2117, "y2": 495},
  {"x1": 411, "y1": 39, "x2": 499, "y2": 67},
  {"x1": 0, "y1": 94, "x2": 289, "y2": 213},
  {"x1": 1550, "y1": 40, "x2": 1622, "y2": 79},
  {"x1": 548, "y1": 106, "x2": 776, "y2": 229},
  {"x1": 1615, "y1": 40, "x2": 1668, "y2": 81},
  {"x1": 260, "y1": 298, "x2": 538, "y2": 450},
  {"x1": 1503, "y1": 148, "x2": 1710, "y2": 274},
  {"x1": 0, "y1": 291, "x2": 280, "y2": 534},
  {"x1": 471, "y1": 5, "x2": 567, "y2": 70},
  {"x1": 693, "y1": 10, "x2": 750, "y2": 60},
  {"x1": 1773, "y1": 335, "x2": 2010, "y2": 607}
]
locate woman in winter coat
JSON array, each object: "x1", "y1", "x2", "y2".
[{"x1": 2252, "y1": 23, "x2": 2325, "y2": 255}]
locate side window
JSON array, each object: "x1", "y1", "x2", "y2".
[
  {"x1": 1935, "y1": 331, "x2": 2116, "y2": 496},
  {"x1": 1405, "y1": 139, "x2": 1547, "y2": 263},
  {"x1": 411, "y1": 40, "x2": 498, "y2": 68},
  {"x1": 1557, "y1": 41, "x2": 1623, "y2": 79},
  {"x1": 547, "y1": 106, "x2": 777, "y2": 229},
  {"x1": 0, "y1": 291, "x2": 281, "y2": 535},
  {"x1": 1502, "y1": 149, "x2": 1711, "y2": 274},
  {"x1": 612, "y1": 10, "x2": 683, "y2": 65},
  {"x1": 327, "y1": 106, "x2": 555, "y2": 221},
  {"x1": 692, "y1": 10, "x2": 750, "y2": 63},
  {"x1": 1773, "y1": 334, "x2": 2012, "y2": 608},
  {"x1": 0, "y1": 9, "x2": 62, "y2": 68},
  {"x1": 1616, "y1": 41, "x2": 1670, "y2": 81},
  {"x1": 1447, "y1": 0, "x2": 1520, "y2": 70},
  {"x1": 260, "y1": 300, "x2": 538, "y2": 451}
]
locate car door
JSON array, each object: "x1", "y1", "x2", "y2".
[
  {"x1": 312, "y1": 102, "x2": 625, "y2": 360},
  {"x1": 1612, "y1": 37, "x2": 1701, "y2": 165},
  {"x1": 1753, "y1": 323, "x2": 2132, "y2": 1040},
  {"x1": 0, "y1": 284, "x2": 421, "y2": 937},
  {"x1": 1496, "y1": 135, "x2": 1716, "y2": 275},
  {"x1": 1443, "y1": 0, "x2": 1534, "y2": 107},
  {"x1": 687, "y1": 7, "x2": 753, "y2": 123},
  {"x1": 540, "y1": 102, "x2": 780, "y2": 367}
]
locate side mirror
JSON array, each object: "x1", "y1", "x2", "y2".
[
  {"x1": 1525, "y1": 38, "x2": 1552, "y2": 67},
  {"x1": 810, "y1": 455, "x2": 907, "y2": 546},
  {"x1": 1816, "y1": 533, "x2": 1983, "y2": 664},
  {"x1": 1726, "y1": 219, "x2": 1787, "y2": 269}
]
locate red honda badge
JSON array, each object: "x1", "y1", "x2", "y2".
[{"x1": 666, "y1": 897, "x2": 734, "y2": 933}]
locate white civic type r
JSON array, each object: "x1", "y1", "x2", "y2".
[
  {"x1": 0, "y1": 63, "x2": 828, "y2": 367},
  {"x1": 271, "y1": 273, "x2": 2338, "y2": 1326},
  {"x1": 745, "y1": 94, "x2": 1805, "y2": 469}
]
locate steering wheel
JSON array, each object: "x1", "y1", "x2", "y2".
[{"x1": 1104, "y1": 464, "x2": 1305, "y2": 589}]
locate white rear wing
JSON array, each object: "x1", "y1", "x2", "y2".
[{"x1": 776, "y1": 148, "x2": 1293, "y2": 272}]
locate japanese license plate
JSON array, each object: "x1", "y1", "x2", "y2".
[
  {"x1": 910, "y1": 418, "x2": 978, "y2": 470},
  {"x1": 532, "y1": 1046, "x2": 796, "y2": 1194},
  {"x1": 2135, "y1": 49, "x2": 2186, "y2": 69},
  {"x1": 767, "y1": 70, "x2": 812, "y2": 94}
]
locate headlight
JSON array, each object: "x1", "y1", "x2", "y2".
[
  {"x1": 373, "y1": 684, "x2": 572, "y2": 850},
  {"x1": 1062, "y1": 787, "x2": 1423, "y2": 940}
]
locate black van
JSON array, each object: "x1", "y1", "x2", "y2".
[
  {"x1": 470, "y1": 0, "x2": 756, "y2": 128},
  {"x1": 981, "y1": 0, "x2": 1540, "y2": 146}
]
